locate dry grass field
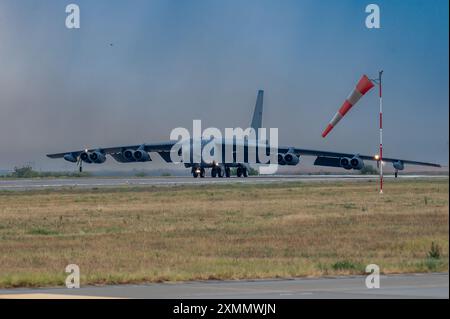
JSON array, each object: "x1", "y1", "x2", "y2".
[{"x1": 0, "y1": 178, "x2": 448, "y2": 288}]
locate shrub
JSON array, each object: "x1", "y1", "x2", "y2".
[
  {"x1": 427, "y1": 242, "x2": 441, "y2": 260},
  {"x1": 8, "y1": 165, "x2": 92, "y2": 178},
  {"x1": 360, "y1": 165, "x2": 378, "y2": 175},
  {"x1": 230, "y1": 167, "x2": 259, "y2": 176},
  {"x1": 11, "y1": 165, "x2": 39, "y2": 178},
  {"x1": 135, "y1": 172, "x2": 147, "y2": 177},
  {"x1": 331, "y1": 260, "x2": 362, "y2": 271}
]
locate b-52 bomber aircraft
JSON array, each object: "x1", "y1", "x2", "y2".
[{"x1": 47, "y1": 90, "x2": 440, "y2": 178}]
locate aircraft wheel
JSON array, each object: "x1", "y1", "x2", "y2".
[
  {"x1": 211, "y1": 168, "x2": 217, "y2": 178},
  {"x1": 225, "y1": 167, "x2": 231, "y2": 178},
  {"x1": 218, "y1": 168, "x2": 224, "y2": 178},
  {"x1": 193, "y1": 172, "x2": 198, "y2": 178},
  {"x1": 243, "y1": 168, "x2": 248, "y2": 177},
  {"x1": 200, "y1": 168, "x2": 205, "y2": 178},
  {"x1": 237, "y1": 167, "x2": 243, "y2": 177}
]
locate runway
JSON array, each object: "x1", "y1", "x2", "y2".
[
  {"x1": 0, "y1": 175, "x2": 446, "y2": 191},
  {"x1": 0, "y1": 273, "x2": 447, "y2": 299}
]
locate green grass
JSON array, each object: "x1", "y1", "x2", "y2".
[
  {"x1": 0, "y1": 178, "x2": 448, "y2": 288},
  {"x1": 331, "y1": 261, "x2": 364, "y2": 271}
]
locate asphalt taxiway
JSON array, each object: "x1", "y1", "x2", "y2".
[
  {"x1": 0, "y1": 273, "x2": 447, "y2": 299},
  {"x1": 0, "y1": 175, "x2": 446, "y2": 191}
]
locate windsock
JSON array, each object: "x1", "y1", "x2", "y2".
[{"x1": 322, "y1": 75, "x2": 375, "y2": 138}]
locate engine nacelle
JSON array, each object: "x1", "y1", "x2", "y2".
[
  {"x1": 123, "y1": 149, "x2": 135, "y2": 161},
  {"x1": 393, "y1": 160, "x2": 404, "y2": 170},
  {"x1": 63, "y1": 153, "x2": 77, "y2": 163},
  {"x1": 277, "y1": 153, "x2": 286, "y2": 165},
  {"x1": 350, "y1": 156, "x2": 364, "y2": 170},
  {"x1": 89, "y1": 151, "x2": 106, "y2": 164},
  {"x1": 283, "y1": 153, "x2": 300, "y2": 165},
  {"x1": 340, "y1": 157, "x2": 352, "y2": 170},
  {"x1": 133, "y1": 150, "x2": 150, "y2": 162},
  {"x1": 80, "y1": 151, "x2": 92, "y2": 163}
]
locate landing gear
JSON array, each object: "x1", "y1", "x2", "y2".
[
  {"x1": 211, "y1": 166, "x2": 224, "y2": 178},
  {"x1": 395, "y1": 169, "x2": 398, "y2": 178},
  {"x1": 192, "y1": 167, "x2": 205, "y2": 178},
  {"x1": 236, "y1": 167, "x2": 248, "y2": 178},
  {"x1": 191, "y1": 166, "x2": 245, "y2": 178}
]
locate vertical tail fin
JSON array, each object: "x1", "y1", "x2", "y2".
[{"x1": 251, "y1": 90, "x2": 264, "y2": 132}]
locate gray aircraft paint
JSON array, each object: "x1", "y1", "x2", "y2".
[
  {"x1": 251, "y1": 90, "x2": 264, "y2": 133},
  {"x1": 47, "y1": 90, "x2": 440, "y2": 177}
]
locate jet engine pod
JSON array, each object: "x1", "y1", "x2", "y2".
[
  {"x1": 133, "y1": 150, "x2": 150, "y2": 162},
  {"x1": 89, "y1": 151, "x2": 106, "y2": 164},
  {"x1": 350, "y1": 156, "x2": 364, "y2": 170},
  {"x1": 393, "y1": 160, "x2": 404, "y2": 171},
  {"x1": 80, "y1": 151, "x2": 92, "y2": 163},
  {"x1": 283, "y1": 153, "x2": 300, "y2": 165},
  {"x1": 63, "y1": 153, "x2": 78, "y2": 163},
  {"x1": 123, "y1": 149, "x2": 135, "y2": 161},
  {"x1": 277, "y1": 153, "x2": 286, "y2": 165},
  {"x1": 340, "y1": 157, "x2": 352, "y2": 170}
]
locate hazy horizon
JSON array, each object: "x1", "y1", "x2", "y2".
[{"x1": 0, "y1": 0, "x2": 448, "y2": 172}]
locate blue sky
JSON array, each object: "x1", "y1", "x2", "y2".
[{"x1": 0, "y1": 0, "x2": 448, "y2": 170}]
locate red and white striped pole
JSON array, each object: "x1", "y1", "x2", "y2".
[
  {"x1": 378, "y1": 70, "x2": 383, "y2": 194},
  {"x1": 322, "y1": 72, "x2": 384, "y2": 194}
]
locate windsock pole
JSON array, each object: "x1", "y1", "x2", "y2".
[
  {"x1": 378, "y1": 70, "x2": 383, "y2": 194},
  {"x1": 321, "y1": 72, "x2": 384, "y2": 194}
]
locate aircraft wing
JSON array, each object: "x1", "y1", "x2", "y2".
[
  {"x1": 47, "y1": 140, "x2": 440, "y2": 168},
  {"x1": 277, "y1": 146, "x2": 441, "y2": 168},
  {"x1": 47, "y1": 141, "x2": 176, "y2": 160}
]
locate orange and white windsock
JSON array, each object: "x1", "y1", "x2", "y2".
[{"x1": 322, "y1": 75, "x2": 375, "y2": 138}]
